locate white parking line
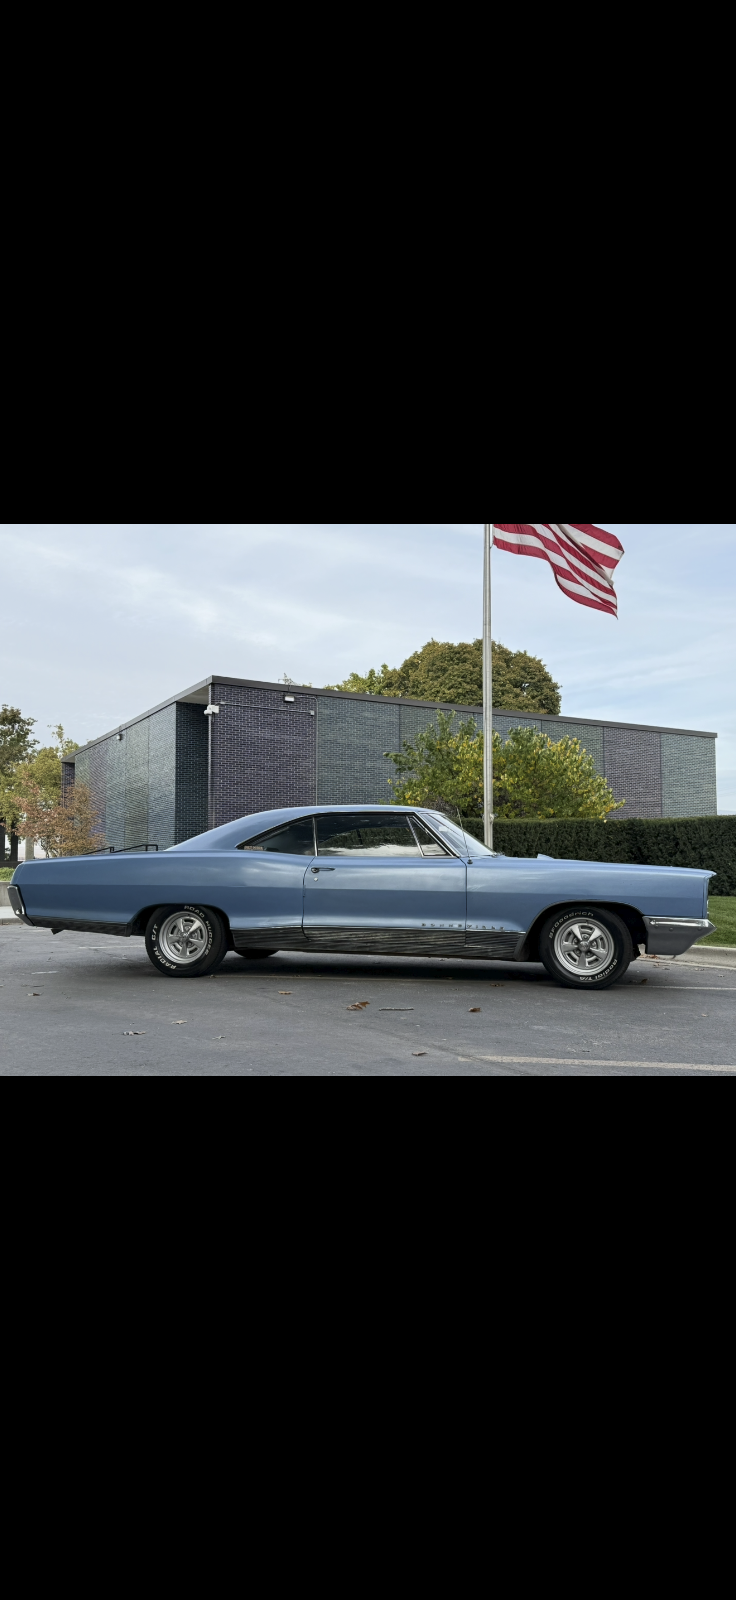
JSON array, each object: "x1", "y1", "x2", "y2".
[{"x1": 477, "y1": 1056, "x2": 736, "y2": 1073}]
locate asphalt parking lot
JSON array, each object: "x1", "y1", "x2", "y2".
[{"x1": 2, "y1": 924, "x2": 735, "y2": 1076}]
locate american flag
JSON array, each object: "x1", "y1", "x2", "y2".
[{"x1": 493, "y1": 524, "x2": 624, "y2": 617}]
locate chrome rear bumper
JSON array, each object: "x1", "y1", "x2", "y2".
[{"x1": 6, "y1": 885, "x2": 34, "y2": 927}]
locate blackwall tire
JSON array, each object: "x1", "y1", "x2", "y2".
[
  {"x1": 145, "y1": 906, "x2": 227, "y2": 978},
  {"x1": 540, "y1": 907, "x2": 632, "y2": 991},
  {"x1": 236, "y1": 950, "x2": 278, "y2": 960}
]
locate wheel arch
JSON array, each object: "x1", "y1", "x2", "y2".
[
  {"x1": 517, "y1": 901, "x2": 647, "y2": 963},
  {"x1": 130, "y1": 902, "x2": 234, "y2": 947}
]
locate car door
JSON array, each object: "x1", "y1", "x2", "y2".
[
  {"x1": 225, "y1": 816, "x2": 317, "y2": 937},
  {"x1": 303, "y1": 814, "x2": 466, "y2": 943},
  {"x1": 465, "y1": 855, "x2": 545, "y2": 957}
]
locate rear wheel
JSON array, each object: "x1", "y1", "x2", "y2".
[
  {"x1": 145, "y1": 906, "x2": 227, "y2": 978},
  {"x1": 540, "y1": 907, "x2": 632, "y2": 991}
]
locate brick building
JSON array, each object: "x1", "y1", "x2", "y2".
[{"x1": 63, "y1": 676, "x2": 719, "y2": 851}]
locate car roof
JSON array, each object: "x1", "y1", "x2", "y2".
[{"x1": 169, "y1": 804, "x2": 435, "y2": 852}]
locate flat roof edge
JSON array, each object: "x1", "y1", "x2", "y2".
[{"x1": 65, "y1": 675, "x2": 719, "y2": 759}]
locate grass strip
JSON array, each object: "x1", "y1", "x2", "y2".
[{"x1": 704, "y1": 898, "x2": 736, "y2": 947}]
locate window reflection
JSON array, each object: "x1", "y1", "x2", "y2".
[
  {"x1": 317, "y1": 816, "x2": 422, "y2": 857},
  {"x1": 410, "y1": 817, "x2": 450, "y2": 857},
  {"x1": 424, "y1": 814, "x2": 491, "y2": 855},
  {"x1": 238, "y1": 819, "x2": 316, "y2": 855}
]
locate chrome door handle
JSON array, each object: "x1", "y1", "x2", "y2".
[{"x1": 311, "y1": 867, "x2": 335, "y2": 874}]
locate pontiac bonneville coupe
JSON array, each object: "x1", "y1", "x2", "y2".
[{"x1": 8, "y1": 805, "x2": 715, "y2": 989}]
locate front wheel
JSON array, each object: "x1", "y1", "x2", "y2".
[
  {"x1": 145, "y1": 905, "x2": 228, "y2": 978},
  {"x1": 540, "y1": 907, "x2": 632, "y2": 991}
]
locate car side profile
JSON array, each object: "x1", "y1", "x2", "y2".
[{"x1": 9, "y1": 804, "x2": 716, "y2": 990}]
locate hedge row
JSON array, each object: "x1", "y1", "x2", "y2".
[{"x1": 458, "y1": 816, "x2": 736, "y2": 895}]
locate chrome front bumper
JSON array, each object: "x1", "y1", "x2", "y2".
[{"x1": 643, "y1": 917, "x2": 716, "y2": 957}]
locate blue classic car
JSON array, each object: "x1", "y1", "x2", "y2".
[{"x1": 8, "y1": 805, "x2": 715, "y2": 989}]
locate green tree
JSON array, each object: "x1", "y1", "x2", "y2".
[
  {"x1": 22, "y1": 725, "x2": 79, "y2": 805},
  {"x1": 327, "y1": 666, "x2": 395, "y2": 696},
  {"x1": 491, "y1": 727, "x2": 623, "y2": 819},
  {"x1": 10, "y1": 778, "x2": 104, "y2": 858},
  {"x1": 0, "y1": 705, "x2": 37, "y2": 770},
  {"x1": 385, "y1": 713, "x2": 483, "y2": 815},
  {"x1": 386, "y1": 717, "x2": 622, "y2": 820},
  {"x1": 327, "y1": 639, "x2": 561, "y2": 714},
  {"x1": 1, "y1": 706, "x2": 38, "y2": 862}
]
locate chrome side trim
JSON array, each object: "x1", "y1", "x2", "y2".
[
  {"x1": 646, "y1": 918, "x2": 712, "y2": 928},
  {"x1": 464, "y1": 931, "x2": 520, "y2": 960},
  {"x1": 234, "y1": 925, "x2": 525, "y2": 961},
  {"x1": 233, "y1": 927, "x2": 307, "y2": 951},
  {"x1": 304, "y1": 928, "x2": 468, "y2": 957}
]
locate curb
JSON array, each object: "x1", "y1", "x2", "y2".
[
  {"x1": 675, "y1": 946, "x2": 736, "y2": 969},
  {"x1": 641, "y1": 946, "x2": 736, "y2": 971}
]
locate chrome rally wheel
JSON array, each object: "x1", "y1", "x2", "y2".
[
  {"x1": 554, "y1": 918, "x2": 614, "y2": 977},
  {"x1": 159, "y1": 911, "x2": 209, "y2": 965},
  {"x1": 145, "y1": 905, "x2": 227, "y2": 978},
  {"x1": 540, "y1": 907, "x2": 632, "y2": 990}
]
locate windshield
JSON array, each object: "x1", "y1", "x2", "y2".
[{"x1": 423, "y1": 814, "x2": 493, "y2": 856}]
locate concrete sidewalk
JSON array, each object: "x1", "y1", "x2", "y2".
[{"x1": 0, "y1": 884, "x2": 16, "y2": 921}]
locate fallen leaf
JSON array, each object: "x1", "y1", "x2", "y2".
[
  {"x1": 122, "y1": 1032, "x2": 146, "y2": 1036},
  {"x1": 347, "y1": 1002, "x2": 370, "y2": 1011},
  {"x1": 214, "y1": 1036, "x2": 225, "y2": 1040},
  {"x1": 278, "y1": 991, "x2": 292, "y2": 996},
  {"x1": 413, "y1": 1052, "x2": 428, "y2": 1057},
  {"x1": 172, "y1": 1020, "x2": 188, "y2": 1025},
  {"x1": 470, "y1": 1008, "x2": 482, "y2": 1013}
]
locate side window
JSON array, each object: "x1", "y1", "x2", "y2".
[
  {"x1": 317, "y1": 816, "x2": 422, "y2": 857},
  {"x1": 238, "y1": 818, "x2": 316, "y2": 855},
  {"x1": 410, "y1": 817, "x2": 451, "y2": 857}
]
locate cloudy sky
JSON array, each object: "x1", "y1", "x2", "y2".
[{"x1": 2, "y1": 523, "x2": 735, "y2": 810}]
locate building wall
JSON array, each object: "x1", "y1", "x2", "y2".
[
  {"x1": 604, "y1": 726, "x2": 662, "y2": 820},
  {"x1": 68, "y1": 683, "x2": 719, "y2": 847},
  {"x1": 552, "y1": 721, "x2": 606, "y2": 775},
  {"x1": 661, "y1": 733, "x2": 718, "y2": 819},
  {"x1": 73, "y1": 702, "x2": 206, "y2": 851},
  {"x1": 210, "y1": 684, "x2": 317, "y2": 828},
  {"x1": 316, "y1": 700, "x2": 486, "y2": 807},
  {"x1": 310, "y1": 701, "x2": 715, "y2": 821},
  {"x1": 176, "y1": 704, "x2": 208, "y2": 842}
]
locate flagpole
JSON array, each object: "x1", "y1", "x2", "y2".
[{"x1": 483, "y1": 523, "x2": 494, "y2": 851}]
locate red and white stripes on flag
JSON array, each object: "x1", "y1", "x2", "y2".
[{"x1": 493, "y1": 525, "x2": 624, "y2": 617}]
